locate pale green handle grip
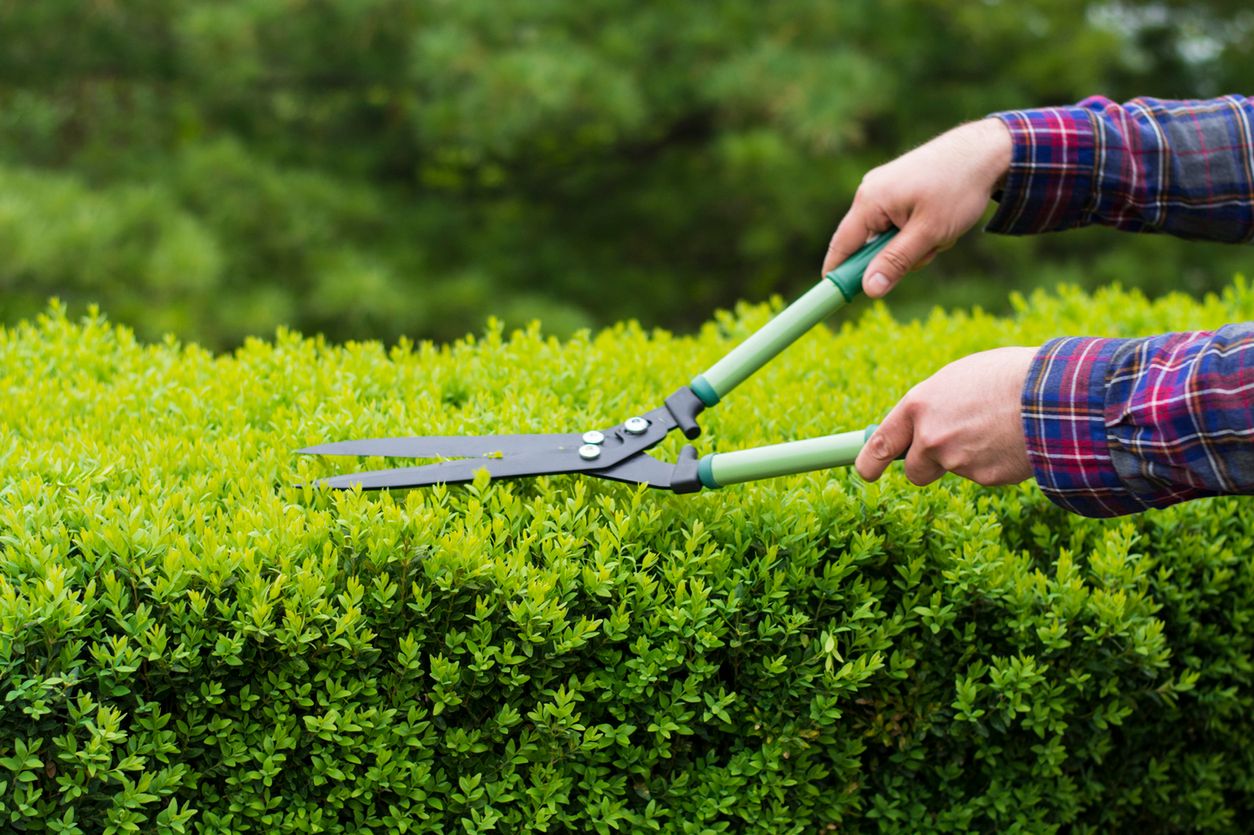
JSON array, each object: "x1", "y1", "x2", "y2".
[
  {"x1": 690, "y1": 228, "x2": 898, "y2": 406},
  {"x1": 697, "y1": 427, "x2": 873, "y2": 488}
]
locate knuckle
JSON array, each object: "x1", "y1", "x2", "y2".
[
  {"x1": 914, "y1": 426, "x2": 944, "y2": 454},
  {"x1": 934, "y1": 443, "x2": 969, "y2": 472},
  {"x1": 879, "y1": 247, "x2": 912, "y2": 275},
  {"x1": 867, "y1": 431, "x2": 894, "y2": 461},
  {"x1": 857, "y1": 169, "x2": 888, "y2": 200},
  {"x1": 913, "y1": 215, "x2": 946, "y2": 239},
  {"x1": 898, "y1": 392, "x2": 927, "y2": 423}
]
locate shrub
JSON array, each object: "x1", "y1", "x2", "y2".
[{"x1": 1, "y1": 283, "x2": 1253, "y2": 833}]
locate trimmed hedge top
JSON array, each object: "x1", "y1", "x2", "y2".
[{"x1": 2, "y1": 284, "x2": 1253, "y2": 833}]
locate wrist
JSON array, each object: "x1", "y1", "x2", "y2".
[{"x1": 976, "y1": 117, "x2": 1012, "y2": 192}]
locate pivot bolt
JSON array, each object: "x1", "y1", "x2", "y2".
[
  {"x1": 582, "y1": 430, "x2": 605, "y2": 445},
  {"x1": 624, "y1": 417, "x2": 649, "y2": 435},
  {"x1": 578, "y1": 444, "x2": 602, "y2": 461}
]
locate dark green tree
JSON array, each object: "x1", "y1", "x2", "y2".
[{"x1": 0, "y1": 0, "x2": 1249, "y2": 347}]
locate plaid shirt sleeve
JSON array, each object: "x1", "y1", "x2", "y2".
[
  {"x1": 987, "y1": 95, "x2": 1254, "y2": 241},
  {"x1": 1022, "y1": 326, "x2": 1254, "y2": 517},
  {"x1": 984, "y1": 95, "x2": 1254, "y2": 516}
]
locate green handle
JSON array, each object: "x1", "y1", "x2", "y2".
[
  {"x1": 690, "y1": 228, "x2": 898, "y2": 406},
  {"x1": 697, "y1": 426, "x2": 875, "y2": 488}
]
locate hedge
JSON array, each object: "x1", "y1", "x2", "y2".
[{"x1": 1, "y1": 283, "x2": 1253, "y2": 833}]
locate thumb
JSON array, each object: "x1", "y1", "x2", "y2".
[
  {"x1": 855, "y1": 408, "x2": 913, "y2": 482},
  {"x1": 862, "y1": 223, "x2": 938, "y2": 298}
]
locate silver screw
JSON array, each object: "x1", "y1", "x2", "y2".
[
  {"x1": 624, "y1": 417, "x2": 649, "y2": 435},
  {"x1": 578, "y1": 444, "x2": 602, "y2": 460},
  {"x1": 582, "y1": 430, "x2": 605, "y2": 445}
]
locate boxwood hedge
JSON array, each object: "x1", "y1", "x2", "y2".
[{"x1": 2, "y1": 283, "x2": 1253, "y2": 833}]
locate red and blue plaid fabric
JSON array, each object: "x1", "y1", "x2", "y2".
[
  {"x1": 989, "y1": 95, "x2": 1254, "y2": 241},
  {"x1": 990, "y1": 96, "x2": 1254, "y2": 517},
  {"x1": 1022, "y1": 328, "x2": 1254, "y2": 516}
]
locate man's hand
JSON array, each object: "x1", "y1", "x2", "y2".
[
  {"x1": 856, "y1": 347, "x2": 1037, "y2": 487},
  {"x1": 823, "y1": 118, "x2": 1012, "y2": 297}
]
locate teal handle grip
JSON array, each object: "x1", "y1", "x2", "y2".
[
  {"x1": 690, "y1": 228, "x2": 899, "y2": 407},
  {"x1": 697, "y1": 426, "x2": 875, "y2": 488},
  {"x1": 824, "y1": 228, "x2": 899, "y2": 303}
]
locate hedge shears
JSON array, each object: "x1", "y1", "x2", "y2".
[{"x1": 299, "y1": 230, "x2": 900, "y2": 493}]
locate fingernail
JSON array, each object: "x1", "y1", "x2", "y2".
[{"x1": 867, "y1": 272, "x2": 890, "y2": 295}]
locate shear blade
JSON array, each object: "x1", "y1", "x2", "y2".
[
  {"x1": 587, "y1": 454, "x2": 678, "y2": 489},
  {"x1": 314, "y1": 451, "x2": 596, "y2": 490},
  {"x1": 297, "y1": 432, "x2": 584, "y2": 459}
]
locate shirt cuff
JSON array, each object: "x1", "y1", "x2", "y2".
[
  {"x1": 1021, "y1": 337, "x2": 1152, "y2": 517},
  {"x1": 986, "y1": 105, "x2": 1100, "y2": 235}
]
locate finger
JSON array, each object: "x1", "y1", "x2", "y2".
[
  {"x1": 897, "y1": 423, "x2": 943, "y2": 481},
  {"x1": 855, "y1": 406, "x2": 913, "y2": 482},
  {"x1": 903, "y1": 444, "x2": 946, "y2": 486},
  {"x1": 915, "y1": 248, "x2": 939, "y2": 269},
  {"x1": 822, "y1": 209, "x2": 867, "y2": 276},
  {"x1": 913, "y1": 235, "x2": 959, "y2": 270},
  {"x1": 862, "y1": 223, "x2": 940, "y2": 298},
  {"x1": 822, "y1": 202, "x2": 892, "y2": 276}
]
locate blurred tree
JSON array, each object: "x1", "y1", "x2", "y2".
[{"x1": 0, "y1": 0, "x2": 1249, "y2": 347}]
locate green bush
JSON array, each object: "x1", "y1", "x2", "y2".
[{"x1": 2, "y1": 282, "x2": 1253, "y2": 833}]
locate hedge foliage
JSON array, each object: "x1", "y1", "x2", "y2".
[
  {"x1": 2, "y1": 0, "x2": 1253, "y2": 347},
  {"x1": 2, "y1": 283, "x2": 1254, "y2": 832}
]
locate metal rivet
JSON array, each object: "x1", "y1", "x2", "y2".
[
  {"x1": 582, "y1": 430, "x2": 605, "y2": 445},
  {"x1": 624, "y1": 417, "x2": 649, "y2": 435},
  {"x1": 578, "y1": 444, "x2": 602, "y2": 460}
]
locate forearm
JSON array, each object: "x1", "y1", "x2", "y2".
[
  {"x1": 988, "y1": 95, "x2": 1254, "y2": 242},
  {"x1": 1023, "y1": 324, "x2": 1254, "y2": 517}
]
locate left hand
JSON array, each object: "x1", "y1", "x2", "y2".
[
  {"x1": 821, "y1": 118, "x2": 1012, "y2": 298},
  {"x1": 856, "y1": 347, "x2": 1038, "y2": 487}
]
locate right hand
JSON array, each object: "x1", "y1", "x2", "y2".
[
  {"x1": 822, "y1": 118, "x2": 1012, "y2": 298},
  {"x1": 855, "y1": 346, "x2": 1037, "y2": 488}
]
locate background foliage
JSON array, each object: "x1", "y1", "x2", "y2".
[
  {"x1": 0, "y1": 0, "x2": 1252, "y2": 348},
  {"x1": 1, "y1": 283, "x2": 1252, "y2": 832}
]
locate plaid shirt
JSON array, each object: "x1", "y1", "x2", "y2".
[{"x1": 988, "y1": 95, "x2": 1254, "y2": 517}]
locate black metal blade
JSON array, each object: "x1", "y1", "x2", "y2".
[
  {"x1": 297, "y1": 432, "x2": 584, "y2": 459},
  {"x1": 318, "y1": 452, "x2": 686, "y2": 492},
  {"x1": 315, "y1": 451, "x2": 602, "y2": 490},
  {"x1": 586, "y1": 454, "x2": 679, "y2": 489}
]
